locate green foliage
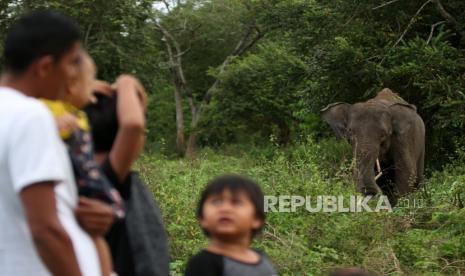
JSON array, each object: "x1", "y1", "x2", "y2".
[{"x1": 202, "y1": 41, "x2": 308, "y2": 145}]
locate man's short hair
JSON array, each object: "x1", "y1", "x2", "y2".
[
  {"x1": 3, "y1": 10, "x2": 81, "y2": 74},
  {"x1": 197, "y1": 174, "x2": 266, "y2": 237}
]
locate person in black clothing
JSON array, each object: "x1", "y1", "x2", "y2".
[
  {"x1": 185, "y1": 174, "x2": 277, "y2": 276},
  {"x1": 84, "y1": 76, "x2": 170, "y2": 276}
]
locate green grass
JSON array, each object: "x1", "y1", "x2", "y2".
[{"x1": 136, "y1": 138, "x2": 465, "y2": 275}]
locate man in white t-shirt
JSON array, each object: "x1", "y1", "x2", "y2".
[{"x1": 0, "y1": 11, "x2": 113, "y2": 276}]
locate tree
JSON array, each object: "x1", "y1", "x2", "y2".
[{"x1": 154, "y1": 0, "x2": 263, "y2": 157}]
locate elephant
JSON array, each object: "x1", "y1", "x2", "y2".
[{"x1": 321, "y1": 88, "x2": 425, "y2": 204}]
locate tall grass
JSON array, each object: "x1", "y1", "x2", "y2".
[{"x1": 136, "y1": 138, "x2": 465, "y2": 275}]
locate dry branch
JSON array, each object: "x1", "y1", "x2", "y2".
[
  {"x1": 426, "y1": 21, "x2": 446, "y2": 45},
  {"x1": 432, "y1": 0, "x2": 465, "y2": 40},
  {"x1": 379, "y1": 0, "x2": 433, "y2": 65},
  {"x1": 196, "y1": 23, "x2": 262, "y2": 121},
  {"x1": 432, "y1": 0, "x2": 458, "y2": 26},
  {"x1": 372, "y1": 0, "x2": 402, "y2": 10},
  {"x1": 393, "y1": 0, "x2": 432, "y2": 48}
]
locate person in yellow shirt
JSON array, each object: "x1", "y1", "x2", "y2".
[{"x1": 42, "y1": 51, "x2": 122, "y2": 276}]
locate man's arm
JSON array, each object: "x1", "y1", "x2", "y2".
[
  {"x1": 75, "y1": 197, "x2": 115, "y2": 237},
  {"x1": 20, "y1": 182, "x2": 82, "y2": 276}
]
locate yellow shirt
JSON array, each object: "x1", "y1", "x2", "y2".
[{"x1": 41, "y1": 99, "x2": 90, "y2": 139}]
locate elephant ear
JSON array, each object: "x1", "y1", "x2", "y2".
[
  {"x1": 320, "y1": 102, "x2": 351, "y2": 138},
  {"x1": 389, "y1": 103, "x2": 416, "y2": 136}
]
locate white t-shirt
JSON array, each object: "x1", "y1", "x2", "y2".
[{"x1": 0, "y1": 87, "x2": 100, "y2": 276}]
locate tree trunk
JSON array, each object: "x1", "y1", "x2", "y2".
[
  {"x1": 174, "y1": 84, "x2": 185, "y2": 154},
  {"x1": 185, "y1": 110, "x2": 201, "y2": 159},
  {"x1": 185, "y1": 131, "x2": 199, "y2": 159},
  {"x1": 157, "y1": 23, "x2": 188, "y2": 155}
]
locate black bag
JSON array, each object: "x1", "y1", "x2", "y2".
[
  {"x1": 125, "y1": 172, "x2": 170, "y2": 276},
  {"x1": 105, "y1": 170, "x2": 170, "y2": 276}
]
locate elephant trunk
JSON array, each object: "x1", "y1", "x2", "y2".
[{"x1": 353, "y1": 144, "x2": 382, "y2": 195}]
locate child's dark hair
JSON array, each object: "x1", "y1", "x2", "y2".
[
  {"x1": 197, "y1": 174, "x2": 265, "y2": 237},
  {"x1": 4, "y1": 10, "x2": 81, "y2": 74}
]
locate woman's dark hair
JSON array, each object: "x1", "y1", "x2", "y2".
[
  {"x1": 197, "y1": 174, "x2": 265, "y2": 237},
  {"x1": 84, "y1": 93, "x2": 119, "y2": 153},
  {"x1": 4, "y1": 10, "x2": 81, "y2": 74}
]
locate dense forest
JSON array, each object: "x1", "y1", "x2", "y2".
[{"x1": 1, "y1": 0, "x2": 465, "y2": 274}]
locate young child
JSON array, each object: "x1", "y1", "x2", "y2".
[
  {"x1": 42, "y1": 51, "x2": 123, "y2": 276},
  {"x1": 185, "y1": 174, "x2": 277, "y2": 276}
]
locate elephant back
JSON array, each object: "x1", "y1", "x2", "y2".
[{"x1": 368, "y1": 88, "x2": 416, "y2": 111}]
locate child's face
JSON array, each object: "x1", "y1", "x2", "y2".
[
  {"x1": 65, "y1": 51, "x2": 96, "y2": 108},
  {"x1": 200, "y1": 189, "x2": 263, "y2": 240}
]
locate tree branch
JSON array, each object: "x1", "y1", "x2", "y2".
[
  {"x1": 393, "y1": 0, "x2": 432, "y2": 48},
  {"x1": 84, "y1": 23, "x2": 93, "y2": 48},
  {"x1": 161, "y1": 0, "x2": 171, "y2": 13},
  {"x1": 426, "y1": 21, "x2": 446, "y2": 45},
  {"x1": 187, "y1": 95, "x2": 197, "y2": 122},
  {"x1": 432, "y1": 0, "x2": 458, "y2": 26},
  {"x1": 372, "y1": 0, "x2": 402, "y2": 10},
  {"x1": 236, "y1": 26, "x2": 263, "y2": 56},
  {"x1": 204, "y1": 25, "x2": 261, "y2": 102},
  {"x1": 174, "y1": 47, "x2": 191, "y2": 58},
  {"x1": 378, "y1": 0, "x2": 432, "y2": 66},
  {"x1": 192, "y1": 23, "x2": 263, "y2": 124},
  {"x1": 156, "y1": 22, "x2": 188, "y2": 86},
  {"x1": 432, "y1": 0, "x2": 465, "y2": 41}
]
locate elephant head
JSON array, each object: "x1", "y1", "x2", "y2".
[{"x1": 321, "y1": 99, "x2": 417, "y2": 196}]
